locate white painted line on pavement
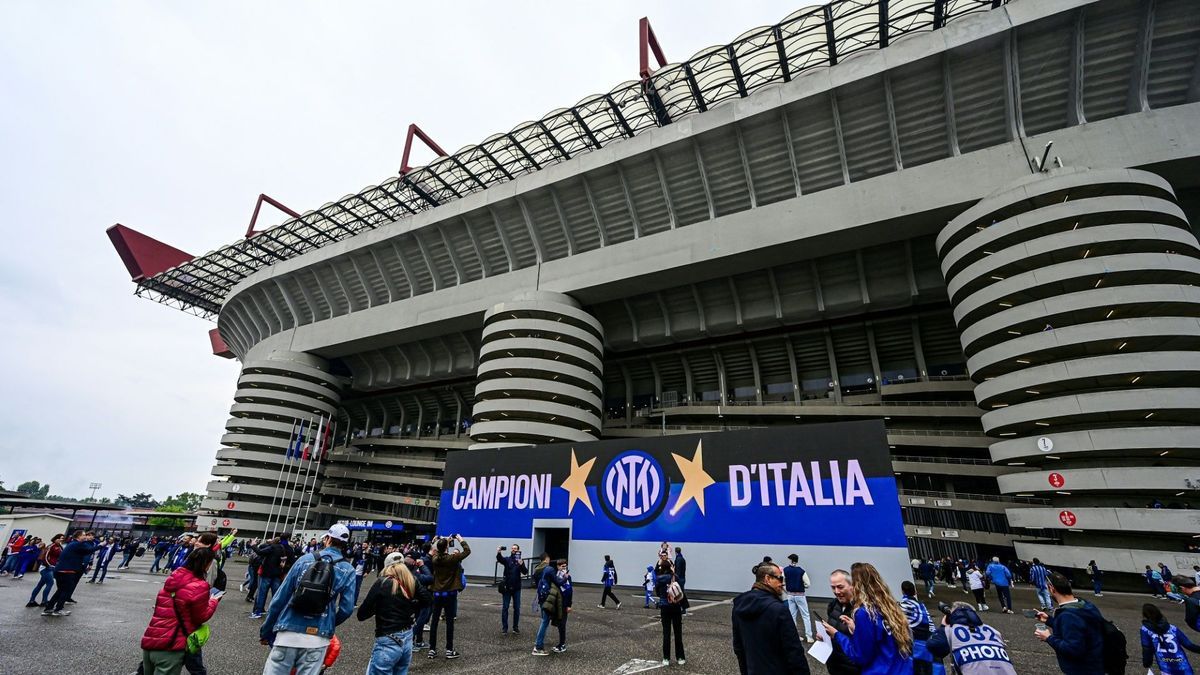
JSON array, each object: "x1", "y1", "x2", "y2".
[{"x1": 612, "y1": 658, "x2": 667, "y2": 673}]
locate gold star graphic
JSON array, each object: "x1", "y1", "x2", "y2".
[
  {"x1": 670, "y1": 439, "x2": 716, "y2": 516},
  {"x1": 560, "y1": 448, "x2": 596, "y2": 515}
]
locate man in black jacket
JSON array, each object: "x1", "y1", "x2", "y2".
[
  {"x1": 43, "y1": 530, "x2": 97, "y2": 616},
  {"x1": 732, "y1": 562, "x2": 810, "y2": 674},
  {"x1": 496, "y1": 544, "x2": 527, "y2": 635},
  {"x1": 251, "y1": 533, "x2": 295, "y2": 618},
  {"x1": 825, "y1": 569, "x2": 862, "y2": 675}
]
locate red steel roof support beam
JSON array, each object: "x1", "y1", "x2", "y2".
[
  {"x1": 209, "y1": 328, "x2": 235, "y2": 359},
  {"x1": 106, "y1": 224, "x2": 194, "y2": 282},
  {"x1": 399, "y1": 123, "x2": 449, "y2": 175},
  {"x1": 639, "y1": 17, "x2": 668, "y2": 81},
  {"x1": 245, "y1": 193, "x2": 302, "y2": 238}
]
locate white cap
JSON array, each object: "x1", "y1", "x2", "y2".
[
  {"x1": 382, "y1": 552, "x2": 405, "y2": 569},
  {"x1": 326, "y1": 524, "x2": 351, "y2": 542}
]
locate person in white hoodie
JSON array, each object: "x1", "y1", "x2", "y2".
[{"x1": 967, "y1": 564, "x2": 988, "y2": 611}]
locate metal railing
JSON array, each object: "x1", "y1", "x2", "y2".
[
  {"x1": 651, "y1": 399, "x2": 978, "y2": 409},
  {"x1": 901, "y1": 489, "x2": 1050, "y2": 505},
  {"x1": 892, "y1": 455, "x2": 993, "y2": 466},
  {"x1": 887, "y1": 428, "x2": 986, "y2": 437}
]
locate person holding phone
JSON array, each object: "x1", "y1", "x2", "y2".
[
  {"x1": 927, "y1": 601, "x2": 1015, "y2": 674},
  {"x1": 139, "y1": 547, "x2": 221, "y2": 675},
  {"x1": 496, "y1": 544, "x2": 527, "y2": 634}
]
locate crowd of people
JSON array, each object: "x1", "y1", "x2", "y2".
[{"x1": 10, "y1": 524, "x2": 1200, "y2": 674}]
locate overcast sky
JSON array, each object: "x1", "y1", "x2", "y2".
[{"x1": 0, "y1": 0, "x2": 799, "y2": 502}]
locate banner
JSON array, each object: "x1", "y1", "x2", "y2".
[{"x1": 438, "y1": 421, "x2": 905, "y2": 549}]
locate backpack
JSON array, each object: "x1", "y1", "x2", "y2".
[
  {"x1": 1098, "y1": 615, "x2": 1128, "y2": 675},
  {"x1": 667, "y1": 581, "x2": 684, "y2": 604},
  {"x1": 290, "y1": 554, "x2": 341, "y2": 617}
]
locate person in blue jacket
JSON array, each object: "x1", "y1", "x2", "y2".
[
  {"x1": 43, "y1": 530, "x2": 98, "y2": 616},
  {"x1": 984, "y1": 558, "x2": 1014, "y2": 614},
  {"x1": 1142, "y1": 602, "x2": 1200, "y2": 675},
  {"x1": 149, "y1": 539, "x2": 171, "y2": 574},
  {"x1": 599, "y1": 555, "x2": 621, "y2": 609},
  {"x1": 87, "y1": 538, "x2": 119, "y2": 584},
  {"x1": 496, "y1": 544, "x2": 527, "y2": 634},
  {"x1": 822, "y1": 562, "x2": 913, "y2": 675},
  {"x1": 1034, "y1": 572, "x2": 1106, "y2": 675}
]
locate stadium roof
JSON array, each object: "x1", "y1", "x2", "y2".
[{"x1": 115, "y1": 0, "x2": 1007, "y2": 320}]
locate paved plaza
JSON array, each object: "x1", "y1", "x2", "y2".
[{"x1": 1, "y1": 558, "x2": 1193, "y2": 674}]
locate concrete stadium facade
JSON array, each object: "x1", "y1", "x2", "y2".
[{"x1": 116, "y1": 0, "x2": 1200, "y2": 576}]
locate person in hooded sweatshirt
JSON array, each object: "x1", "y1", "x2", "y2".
[
  {"x1": 1034, "y1": 572, "x2": 1106, "y2": 675},
  {"x1": 731, "y1": 561, "x2": 810, "y2": 675},
  {"x1": 1142, "y1": 602, "x2": 1200, "y2": 675},
  {"x1": 822, "y1": 562, "x2": 913, "y2": 675}
]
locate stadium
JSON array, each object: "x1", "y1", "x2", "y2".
[{"x1": 109, "y1": 0, "x2": 1200, "y2": 578}]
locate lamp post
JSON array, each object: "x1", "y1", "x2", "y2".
[
  {"x1": 88, "y1": 482, "x2": 102, "y2": 501},
  {"x1": 87, "y1": 482, "x2": 103, "y2": 530}
]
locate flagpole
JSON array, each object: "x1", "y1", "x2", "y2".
[
  {"x1": 262, "y1": 420, "x2": 298, "y2": 538},
  {"x1": 300, "y1": 418, "x2": 334, "y2": 531},
  {"x1": 291, "y1": 415, "x2": 323, "y2": 535},
  {"x1": 277, "y1": 418, "x2": 309, "y2": 536}
]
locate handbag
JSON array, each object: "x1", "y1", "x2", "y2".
[{"x1": 169, "y1": 591, "x2": 211, "y2": 655}]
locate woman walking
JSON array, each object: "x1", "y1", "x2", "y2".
[
  {"x1": 358, "y1": 559, "x2": 431, "y2": 675},
  {"x1": 139, "y1": 547, "x2": 221, "y2": 675},
  {"x1": 27, "y1": 534, "x2": 62, "y2": 608},
  {"x1": 599, "y1": 555, "x2": 621, "y2": 609},
  {"x1": 822, "y1": 562, "x2": 913, "y2": 674},
  {"x1": 967, "y1": 564, "x2": 988, "y2": 611}
]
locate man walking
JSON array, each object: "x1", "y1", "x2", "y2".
[
  {"x1": 427, "y1": 534, "x2": 470, "y2": 660},
  {"x1": 1029, "y1": 558, "x2": 1052, "y2": 610},
  {"x1": 986, "y1": 556, "x2": 1014, "y2": 614},
  {"x1": 149, "y1": 538, "x2": 170, "y2": 574},
  {"x1": 731, "y1": 561, "x2": 810, "y2": 674},
  {"x1": 1171, "y1": 575, "x2": 1200, "y2": 633},
  {"x1": 918, "y1": 559, "x2": 936, "y2": 598},
  {"x1": 496, "y1": 544, "x2": 526, "y2": 635},
  {"x1": 43, "y1": 531, "x2": 97, "y2": 617},
  {"x1": 252, "y1": 534, "x2": 296, "y2": 619},
  {"x1": 782, "y1": 554, "x2": 813, "y2": 643},
  {"x1": 1034, "y1": 572, "x2": 1107, "y2": 674},
  {"x1": 1086, "y1": 560, "x2": 1104, "y2": 596},
  {"x1": 259, "y1": 525, "x2": 356, "y2": 675}
]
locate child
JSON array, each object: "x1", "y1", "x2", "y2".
[
  {"x1": 644, "y1": 565, "x2": 656, "y2": 608},
  {"x1": 1142, "y1": 603, "x2": 1200, "y2": 674}
]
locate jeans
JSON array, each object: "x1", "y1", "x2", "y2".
[
  {"x1": 995, "y1": 585, "x2": 1012, "y2": 610},
  {"x1": 91, "y1": 560, "x2": 111, "y2": 582},
  {"x1": 785, "y1": 593, "x2": 812, "y2": 639},
  {"x1": 414, "y1": 605, "x2": 431, "y2": 644},
  {"x1": 660, "y1": 605, "x2": 685, "y2": 660},
  {"x1": 644, "y1": 588, "x2": 656, "y2": 607},
  {"x1": 1035, "y1": 586, "x2": 1052, "y2": 608},
  {"x1": 368, "y1": 630, "x2": 413, "y2": 675},
  {"x1": 1092, "y1": 577, "x2": 1103, "y2": 594},
  {"x1": 429, "y1": 593, "x2": 458, "y2": 650},
  {"x1": 254, "y1": 576, "x2": 282, "y2": 614},
  {"x1": 501, "y1": 589, "x2": 521, "y2": 631},
  {"x1": 48, "y1": 571, "x2": 82, "y2": 611},
  {"x1": 150, "y1": 553, "x2": 165, "y2": 573},
  {"x1": 922, "y1": 578, "x2": 935, "y2": 595},
  {"x1": 535, "y1": 609, "x2": 552, "y2": 649},
  {"x1": 262, "y1": 645, "x2": 324, "y2": 675},
  {"x1": 31, "y1": 566, "x2": 56, "y2": 604},
  {"x1": 2, "y1": 555, "x2": 19, "y2": 574},
  {"x1": 355, "y1": 575, "x2": 365, "y2": 603},
  {"x1": 247, "y1": 566, "x2": 260, "y2": 597},
  {"x1": 121, "y1": 551, "x2": 136, "y2": 568}
]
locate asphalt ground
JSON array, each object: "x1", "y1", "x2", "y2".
[{"x1": 1, "y1": 558, "x2": 1194, "y2": 674}]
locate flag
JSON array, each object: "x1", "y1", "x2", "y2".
[
  {"x1": 289, "y1": 419, "x2": 307, "y2": 461},
  {"x1": 304, "y1": 417, "x2": 321, "y2": 461},
  {"x1": 320, "y1": 417, "x2": 333, "y2": 461}
]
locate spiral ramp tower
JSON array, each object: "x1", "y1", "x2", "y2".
[
  {"x1": 469, "y1": 291, "x2": 604, "y2": 450},
  {"x1": 202, "y1": 351, "x2": 342, "y2": 534},
  {"x1": 936, "y1": 167, "x2": 1200, "y2": 569}
]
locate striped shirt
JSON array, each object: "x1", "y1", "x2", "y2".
[
  {"x1": 900, "y1": 595, "x2": 934, "y2": 634},
  {"x1": 1029, "y1": 563, "x2": 1049, "y2": 589}
]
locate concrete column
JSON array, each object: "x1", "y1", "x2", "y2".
[
  {"x1": 204, "y1": 350, "x2": 342, "y2": 537},
  {"x1": 469, "y1": 291, "x2": 604, "y2": 449}
]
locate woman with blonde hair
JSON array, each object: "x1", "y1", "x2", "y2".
[
  {"x1": 358, "y1": 559, "x2": 432, "y2": 675},
  {"x1": 822, "y1": 562, "x2": 914, "y2": 674}
]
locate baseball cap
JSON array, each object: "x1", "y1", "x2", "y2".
[
  {"x1": 382, "y1": 552, "x2": 405, "y2": 569},
  {"x1": 326, "y1": 524, "x2": 351, "y2": 542}
]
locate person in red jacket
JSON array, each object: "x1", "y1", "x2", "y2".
[{"x1": 140, "y1": 547, "x2": 222, "y2": 675}]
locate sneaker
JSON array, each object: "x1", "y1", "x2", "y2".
[
  {"x1": 1003, "y1": 609, "x2": 1013, "y2": 614},
  {"x1": 616, "y1": 603, "x2": 622, "y2": 610},
  {"x1": 512, "y1": 628, "x2": 520, "y2": 635},
  {"x1": 13, "y1": 574, "x2": 23, "y2": 579},
  {"x1": 598, "y1": 604, "x2": 607, "y2": 609},
  {"x1": 662, "y1": 659, "x2": 670, "y2": 666},
  {"x1": 805, "y1": 636, "x2": 814, "y2": 643},
  {"x1": 553, "y1": 645, "x2": 567, "y2": 653},
  {"x1": 1095, "y1": 593, "x2": 1104, "y2": 597},
  {"x1": 502, "y1": 630, "x2": 508, "y2": 635},
  {"x1": 52, "y1": 610, "x2": 70, "y2": 616},
  {"x1": 249, "y1": 613, "x2": 264, "y2": 619},
  {"x1": 427, "y1": 649, "x2": 437, "y2": 659},
  {"x1": 25, "y1": 601, "x2": 38, "y2": 608},
  {"x1": 41, "y1": 609, "x2": 53, "y2": 616},
  {"x1": 445, "y1": 650, "x2": 460, "y2": 659},
  {"x1": 532, "y1": 648, "x2": 548, "y2": 656},
  {"x1": 97, "y1": 580, "x2": 104, "y2": 585},
  {"x1": 414, "y1": 642, "x2": 430, "y2": 650},
  {"x1": 65, "y1": 599, "x2": 77, "y2": 604},
  {"x1": 678, "y1": 659, "x2": 687, "y2": 665},
  {"x1": 86, "y1": 580, "x2": 95, "y2": 584}
]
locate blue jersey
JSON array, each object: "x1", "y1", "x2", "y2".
[
  {"x1": 1028, "y1": 564, "x2": 1049, "y2": 589},
  {"x1": 1142, "y1": 623, "x2": 1200, "y2": 675}
]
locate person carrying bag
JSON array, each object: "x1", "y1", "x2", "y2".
[{"x1": 139, "y1": 547, "x2": 221, "y2": 675}]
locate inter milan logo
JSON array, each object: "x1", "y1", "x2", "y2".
[{"x1": 599, "y1": 451, "x2": 669, "y2": 528}]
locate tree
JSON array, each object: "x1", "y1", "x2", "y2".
[
  {"x1": 79, "y1": 497, "x2": 113, "y2": 504},
  {"x1": 147, "y1": 503, "x2": 187, "y2": 528},
  {"x1": 116, "y1": 493, "x2": 159, "y2": 509},
  {"x1": 162, "y1": 492, "x2": 202, "y2": 512},
  {"x1": 15, "y1": 481, "x2": 50, "y2": 499}
]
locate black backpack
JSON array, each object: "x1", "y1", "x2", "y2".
[
  {"x1": 1098, "y1": 615, "x2": 1128, "y2": 675},
  {"x1": 290, "y1": 554, "x2": 341, "y2": 617}
]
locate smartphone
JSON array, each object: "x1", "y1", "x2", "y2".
[
  {"x1": 1021, "y1": 609, "x2": 1040, "y2": 619},
  {"x1": 812, "y1": 611, "x2": 825, "y2": 623},
  {"x1": 500, "y1": 546, "x2": 507, "y2": 551},
  {"x1": 210, "y1": 589, "x2": 225, "y2": 599}
]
